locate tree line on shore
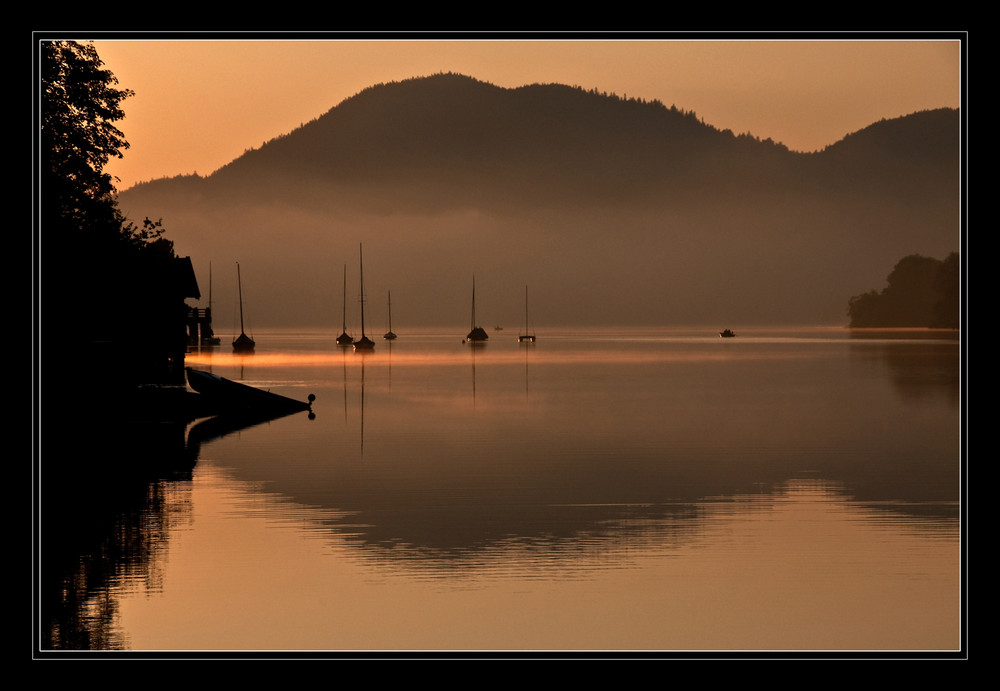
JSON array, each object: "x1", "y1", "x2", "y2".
[
  {"x1": 39, "y1": 38, "x2": 959, "y2": 382},
  {"x1": 847, "y1": 252, "x2": 959, "y2": 329},
  {"x1": 40, "y1": 40, "x2": 190, "y2": 401}
]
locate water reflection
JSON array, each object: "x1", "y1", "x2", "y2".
[
  {"x1": 318, "y1": 477, "x2": 956, "y2": 579},
  {"x1": 185, "y1": 329, "x2": 960, "y2": 558},
  {"x1": 110, "y1": 472, "x2": 960, "y2": 651},
  {"x1": 39, "y1": 327, "x2": 962, "y2": 653},
  {"x1": 42, "y1": 476, "x2": 191, "y2": 651},
  {"x1": 39, "y1": 402, "x2": 311, "y2": 651},
  {"x1": 40, "y1": 415, "x2": 194, "y2": 650},
  {"x1": 848, "y1": 338, "x2": 960, "y2": 405}
]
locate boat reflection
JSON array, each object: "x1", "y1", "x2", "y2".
[{"x1": 39, "y1": 327, "x2": 961, "y2": 652}]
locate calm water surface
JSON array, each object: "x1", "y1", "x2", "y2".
[{"x1": 40, "y1": 326, "x2": 962, "y2": 655}]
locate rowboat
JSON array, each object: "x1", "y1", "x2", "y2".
[{"x1": 186, "y1": 368, "x2": 314, "y2": 415}]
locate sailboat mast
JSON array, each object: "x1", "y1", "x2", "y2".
[
  {"x1": 465, "y1": 274, "x2": 488, "y2": 342},
  {"x1": 352, "y1": 244, "x2": 375, "y2": 350},
  {"x1": 518, "y1": 284, "x2": 536, "y2": 343},
  {"x1": 383, "y1": 289, "x2": 398, "y2": 340},
  {"x1": 359, "y1": 244, "x2": 366, "y2": 336},
  {"x1": 342, "y1": 264, "x2": 348, "y2": 331},
  {"x1": 232, "y1": 262, "x2": 255, "y2": 351},
  {"x1": 237, "y1": 262, "x2": 245, "y2": 333}
]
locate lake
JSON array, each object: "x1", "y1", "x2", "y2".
[{"x1": 38, "y1": 326, "x2": 963, "y2": 657}]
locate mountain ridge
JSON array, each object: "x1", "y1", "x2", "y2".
[
  {"x1": 116, "y1": 73, "x2": 960, "y2": 329},
  {"x1": 123, "y1": 73, "x2": 956, "y2": 199}
]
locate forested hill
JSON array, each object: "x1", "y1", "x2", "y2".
[
  {"x1": 117, "y1": 74, "x2": 960, "y2": 328},
  {"x1": 123, "y1": 73, "x2": 957, "y2": 212},
  {"x1": 215, "y1": 73, "x2": 800, "y2": 208}
]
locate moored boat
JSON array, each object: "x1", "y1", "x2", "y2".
[
  {"x1": 354, "y1": 244, "x2": 375, "y2": 351},
  {"x1": 201, "y1": 261, "x2": 222, "y2": 345},
  {"x1": 720, "y1": 329, "x2": 736, "y2": 338},
  {"x1": 465, "y1": 275, "x2": 489, "y2": 343},
  {"x1": 232, "y1": 331, "x2": 255, "y2": 351},
  {"x1": 232, "y1": 262, "x2": 255, "y2": 352},
  {"x1": 336, "y1": 264, "x2": 354, "y2": 347},
  {"x1": 384, "y1": 290, "x2": 397, "y2": 340},
  {"x1": 186, "y1": 368, "x2": 314, "y2": 414},
  {"x1": 517, "y1": 285, "x2": 536, "y2": 343}
]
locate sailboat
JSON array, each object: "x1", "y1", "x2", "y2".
[
  {"x1": 384, "y1": 290, "x2": 397, "y2": 340},
  {"x1": 232, "y1": 262, "x2": 255, "y2": 352},
  {"x1": 201, "y1": 261, "x2": 221, "y2": 345},
  {"x1": 517, "y1": 285, "x2": 536, "y2": 343},
  {"x1": 336, "y1": 264, "x2": 354, "y2": 347},
  {"x1": 465, "y1": 275, "x2": 489, "y2": 343},
  {"x1": 353, "y1": 244, "x2": 375, "y2": 351}
]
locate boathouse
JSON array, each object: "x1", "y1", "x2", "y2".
[{"x1": 127, "y1": 255, "x2": 202, "y2": 387}]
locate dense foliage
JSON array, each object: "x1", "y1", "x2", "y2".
[
  {"x1": 41, "y1": 40, "x2": 171, "y2": 257},
  {"x1": 40, "y1": 40, "x2": 186, "y2": 393},
  {"x1": 847, "y1": 253, "x2": 960, "y2": 329}
]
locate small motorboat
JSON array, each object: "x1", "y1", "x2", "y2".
[{"x1": 720, "y1": 329, "x2": 736, "y2": 338}]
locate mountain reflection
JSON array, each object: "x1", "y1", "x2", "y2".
[
  {"x1": 194, "y1": 330, "x2": 959, "y2": 560},
  {"x1": 341, "y1": 500, "x2": 706, "y2": 574},
  {"x1": 39, "y1": 328, "x2": 961, "y2": 651}
]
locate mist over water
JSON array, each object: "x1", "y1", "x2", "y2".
[
  {"x1": 40, "y1": 50, "x2": 963, "y2": 656},
  {"x1": 133, "y1": 199, "x2": 939, "y2": 334},
  {"x1": 116, "y1": 79, "x2": 959, "y2": 332}
]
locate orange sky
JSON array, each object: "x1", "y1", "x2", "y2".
[{"x1": 88, "y1": 36, "x2": 962, "y2": 191}]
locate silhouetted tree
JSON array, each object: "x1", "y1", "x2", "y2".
[
  {"x1": 847, "y1": 290, "x2": 884, "y2": 327},
  {"x1": 42, "y1": 40, "x2": 173, "y2": 251},
  {"x1": 931, "y1": 252, "x2": 961, "y2": 329},
  {"x1": 42, "y1": 41, "x2": 130, "y2": 246},
  {"x1": 40, "y1": 40, "x2": 185, "y2": 396},
  {"x1": 880, "y1": 254, "x2": 941, "y2": 325},
  {"x1": 848, "y1": 253, "x2": 959, "y2": 328}
]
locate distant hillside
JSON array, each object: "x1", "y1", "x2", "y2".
[
  {"x1": 127, "y1": 73, "x2": 807, "y2": 210},
  {"x1": 117, "y1": 73, "x2": 960, "y2": 329},
  {"x1": 811, "y1": 107, "x2": 960, "y2": 198}
]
